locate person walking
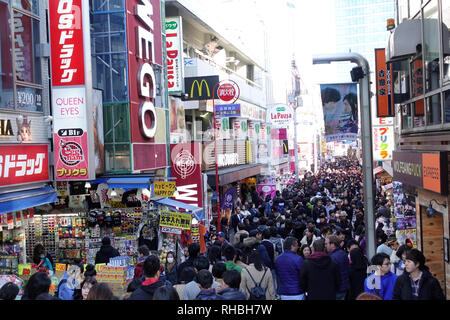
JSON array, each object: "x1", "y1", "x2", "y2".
[
  {"x1": 240, "y1": 250, "x2": 275, "y2": 300},
  {"x1": 325, "y1": 235, "x2": 350, "y2": 300},
  {"x1": 133, "y1": 245, "x2": 150, "y2": 280},
  {"x1": 195, "y1": 270, "x2": 223, "y2": 300},
  {"x1": 95, "y1": 237, "x2": 120, "y2": 264},
  {"x1": 348, "y1": 246, "x2": 368, "y2": 300},
  {"x1": 299, "y1": 239, "x2": 341, "y2": 300},
  {"x1": 177, "y1": 243, "x2": 200, "y2": 280},
  {"x1": 217, "y1": 270, "x2": 247, "y2": 300},
  {"x1": 364, "y1": 253, "x2": 398, "y2": 300},
  {"x1": 392, "y1": 249, "x2": 444, "y2": 300},
  {"x1": 128, "y1": 255, "x2": 165, "y2": 300},
  {"x1": 275, "y1": 236, "x2": 305, "y2": 300}
]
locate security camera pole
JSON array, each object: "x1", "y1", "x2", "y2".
[{"x1": 313, "y1": 53, "x2": 376, "y2": 260}]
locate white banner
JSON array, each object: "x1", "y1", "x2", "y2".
[
  {"x1": 166, "y1": 17, "x2": 184, "y2": 94},
  {"x1": 267, "y1": 104, "x2": 293, "y2": 129}
]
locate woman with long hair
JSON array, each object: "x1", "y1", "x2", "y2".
[{"x1": 239, "y1": 250, "x2": 274, "y2": 300}]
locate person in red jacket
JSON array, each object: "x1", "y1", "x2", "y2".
[{"x1": 133, "y1": 245, "x2": 150, "y2": 280}]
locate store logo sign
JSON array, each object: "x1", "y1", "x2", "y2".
[
  {"x1": 174, "y1": 149, "x2": 196, "y2": 179},
  {"x1": 0, "y1": 119, "x2": 13, "y2": 137},
  {"x1": 183, "y1": 76, "x2": 219, "y2": 101},
  {"x1": 59, "y1": 140, "x2": 84, "y2": 166}
]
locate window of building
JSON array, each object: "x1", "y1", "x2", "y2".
[
  {"x1": 426, "y1": 93, "x2": 441, "y2": 125},
  {"x1": 12, "y1": 0, "x2": 38, "y2": 16},
  {"x1": 409, "y1": 0, "x2": 423, "y2": 18},
  {"x1": 0, "y1": 2, "x2": 14, "y2": 110},
  {"x1": 423, "y1": 0, "x2": 440, "y2": 93},
  {"x1": 444, "y1": 90, "x2": 450, "y2": 122},
  {"x1": 402, "y1": 104, "x2": 412, "y2": 129},
  {"x1": 442, "y1": 1, "x2": 450, "y2": 82},
  {"x1": 413, "y1": 100, "x2": 425, "y2": 127}
]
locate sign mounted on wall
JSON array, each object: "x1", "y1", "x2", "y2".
[
  {"x1": 375, "y1": 48, "x2": 394, "y2": 117},
  {"x1": 166, "y1": 16, "x2": 184, "y2": 94},
  {"x1": 183, "y1": 76, "x2": 219, "y2": 101},
  {"x1": 49, "y1": 0, "x2": 95, "y2": 181},
  {"x1": 267, "y1": 104, "x2": 293, "y2": 129},
  {"x1": 372, "y1": 117, "x2": 394, "y2": 161}
]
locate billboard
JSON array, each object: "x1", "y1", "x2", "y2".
[
  {"x1": 320, "y1": 83, "x2": 358, "y2": 143},
  {"x1": 267, "y1": 104, "x2": 293, "y2": 129},
  {"x1": 166, "y1": 17, "x2": 184, "y2": 94},
  {"x1": 49, "y1": 0, "x2": 95, "y2": 181},
  {"x1": 372, "y1": 117, "x2": 394, "y2": 161},
  {"x1": 170, "y1": 143, "x2": 203, "y2": 209},
  {"x1": 375, "y1": 48, "x2": 394, "y2": 117}
]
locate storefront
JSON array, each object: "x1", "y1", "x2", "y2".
[{"x1": 392, "y1": 150, "x2": 449, "y2": 294}]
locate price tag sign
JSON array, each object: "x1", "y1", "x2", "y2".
[
  {"x1": 153, "y1": 181, "x2": 176, "y2": 197},
  {"x1": 18, "y1": 264, "x2": 32, "y2": 275},
  {"x1": 55, "y1": 263, "x2": 66, "y2": 272}
]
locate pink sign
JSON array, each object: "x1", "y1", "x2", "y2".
[
  {"x1": 53, "y1": 133, "x2": 89, "y2": 180},
  {"x1": 256, "y1": 185, "x2": 276, "y2": 200}
]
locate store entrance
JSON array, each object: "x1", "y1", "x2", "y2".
[{"x1": 420, "y1": 205, "x2": 445, "y2": 292}]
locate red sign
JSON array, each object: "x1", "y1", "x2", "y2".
[
  {"x1": 170, "y1": 143, "x2": 203, "y2": 209},
  {"x1": 375, "y1": 48, "x2": 394, "y2": 117},
  {"x1": 49, "y1": 0, "x2": 85, "y2": 87},
  {"x1": 0, "y1": 144, "x2": 49, "y2": 186},
  {"x1": 126, "y1": 0, "x2": 163, "y2": 144},
  {"x1": 217, "y1": 80, "x2": 240, "y2": 103}
]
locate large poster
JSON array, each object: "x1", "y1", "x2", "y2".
[
  {"x1": 320, "y1": 83, "x2": 358, "y2": 143},
  {"x1": 169, "y1": 97, "x2": 187, "y2": 143}
]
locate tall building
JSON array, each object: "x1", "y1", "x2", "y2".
[{"x1": 334, "y1": 0, "x2": 396, "y2": 82}]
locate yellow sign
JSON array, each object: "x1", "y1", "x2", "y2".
[
  {"x1": 153, "y1": 181, "x2": 176, "y2": 197},
  {"x1": 191, "y1": 79, "x2": 210, "y2": 98},
  {"x1": 55, "y1": 263, "x2": 66, "y2": 272},
  {"x1": 159, "y1": 210, "x2": 191, "y2": 230},
  {"x1": 18, "y1": 264, "x2": 32, "y2": 275}
]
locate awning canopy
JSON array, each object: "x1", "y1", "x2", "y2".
[
  {"x1": 0, "y1": 185, "x2": 57, "y2": 215},
  {"x1": 373, "y1": 166, "x2": 385, "y2": 176},
  {"x1": 206, "y1": 164, "x2": 265, "y2": 187},
  {"x1": 107, "y1": 177, "x2": 151, "y2": 190},
  {"x1": 155, "y1": 197, "x2": 204, "y2": 221}
]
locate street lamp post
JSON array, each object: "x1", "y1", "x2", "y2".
[{"x1": 313, "y1": 53, "x2": 376, "y2": 260}]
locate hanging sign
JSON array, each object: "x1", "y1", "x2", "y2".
[
  {"x1": 159, "y1": 210, "x2": 192, "y2": 230},
  {"x1": 153, "y1": 181, "x2": 176, "y2": 197},
  {"x1": 267, "y1": 104, "x2": 293, "y2": 129},
  {"x1": 166, "y1": 17, "x2": 184, "y2": 94},
  {"x1": 375, "y1": 48, "x2": 394, "y2": 117}
]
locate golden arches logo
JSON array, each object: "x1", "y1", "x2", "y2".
[{"x1": 190, "y1": 79, "x2": 210, "y2": 98}]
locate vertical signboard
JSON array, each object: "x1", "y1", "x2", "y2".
[
  {"x1": 166, "y1": 16, "x2": 184, "y2": 94},
  {"x1": 49, "y1": 0, "x2": 94, "y2": 181},
  {"x1": 126, "y1": 0, "x2": 165, "y2": 171},
  {"x1": 375, "y1": 48, "x2": 394, "y2": 117},
  {"x1": 170, "y1": 143, "x2": 203, "y2": 209},
  {"x1": 372, "y1": 117, "x2": 394, "y2": 161}
]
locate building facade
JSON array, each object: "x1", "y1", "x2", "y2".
[{"x1": 388, "y1": 0, "x2": 450, "y2": 299}]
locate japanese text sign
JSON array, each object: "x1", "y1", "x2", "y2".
[
  {"x1": 166, "y1": 17, "x2": 184, "y2": 93},
  {"x1": 159, "y1": 210, "x2": 191, "y2": 230},
  {"x1": 372, "y1": 117, "x2": 394, "y2": 161},
  {"x1": 215, "y1": 104, "x2": 241, "y2": 117},
  {"x1": 153, "y1": 181, "x2": 176, "y2": 197},
  {"x1": 375, "y1": 48, "x2": 394, "y2": 117},
  {"x1": 0, "y1": 144, "x2": 49, "y2": 186},
  {"x1": 49, "y1": 0, "x2": 85, "y2": 86}
]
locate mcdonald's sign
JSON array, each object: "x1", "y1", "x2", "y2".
[{"x1": 183, "y1": 76, "x2": 219, "y2": 101}]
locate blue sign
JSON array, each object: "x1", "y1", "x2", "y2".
[{"x1": 215, "y1": 104, "x2": 241, "y2": 117}]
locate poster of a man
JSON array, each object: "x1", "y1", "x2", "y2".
[{"x1": 320, "y1": 83, "x2": 358, "y2": 142}]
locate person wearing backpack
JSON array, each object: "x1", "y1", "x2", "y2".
[{"x1": 240, "y1": 250, "x2": 274, "y2": 300}]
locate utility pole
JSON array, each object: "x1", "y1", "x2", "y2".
[{"x1": 313, "y1": 53, "x2": 376, "y2": 260}]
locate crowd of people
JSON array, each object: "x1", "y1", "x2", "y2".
[{"x1": 0, "y1": 156, "x2": 445, "y2": 301}]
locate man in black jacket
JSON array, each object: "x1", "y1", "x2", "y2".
[
  {"x1": 177, "y1": 242, "x2": 200, "y2": 280},
  {"x1": 299, "y1": 238, "x2": 341, "y2": 300},
  {"x1": 128, "y1": 255, "x2": 165, "y2": 300},
  {"x1": 95, "y1": 237, "x2": 120, "y2": 264}
]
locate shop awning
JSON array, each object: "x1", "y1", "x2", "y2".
[
  {"x1": 106, "y1": 177, "x2": 151, "y2": 190},
  {"x1": 0, "y1": 185, "x2": 57, "y2": 215},
  {"x1": 373, "y1": 166, "x2": 385, "y2": 176},
  {"x1": 155, "y1": 198, "x2": 204, "y2": 221},
  {"x1": 206, "y1": 164, "x2": 265, "y2": 187}
]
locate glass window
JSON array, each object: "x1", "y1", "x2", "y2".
[
  {"x1": 411, "y1": 58, "x2": 424, "y2": 97},
  {"x1": 444, "y1": 90, "x2": 450, "y2": 123},
  {"x1": 423, "y1": 0, "x2": 440, "y2": 92},
  {"x1": 12, "y1": 0, "x2": 38, "y2": 15},
  {"x1": 14, "y1": 11, "x2": 41, "y2": 84},
  {"x1": 113, "y1": 144, "x2": 130, "y2": 171},
  {"x1": 401, "y1": 104, "x2": 412, "y2": 129},
  {"x1": 92, "y1": 35, "x2": 110, "y2": 54},
  {"x1": 410, "y1": 0, "x2": 422, "y2": 18},
  {"x1": 111, "y1": 53, "x2": 127, "y2": 101},
  {"x1": 426, "y1": 93, "x2": 441, "y2": 125},
  {"x1": 0, "y1": 2, "x2": 14, "y2": 110},
  {"x1": 91, "y1": 13, "x2": 108, "y2": 33},
  {"x1": 109, "y1": 13, "x2": 125, "y2": 32},
  {"x1": 442, "y1": 2, "x2": 450, "y2": 82},
  {"x1": 93, "y1": 54, "x2": 112, "y2": 102},
  {"x1": 111, "y1": 103, "x2": 129, "y2": 142},
  {"x1": 16, "y1": 85, "x2": 42, "y2": 112}
]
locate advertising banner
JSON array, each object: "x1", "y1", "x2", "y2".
[
  {"x1": 232, "y1": 118, "x2": 247, "y2": 140},
  {"x1": 214, "y1": 117, "x2": 230, "y2": 140},
  {"x1": 166, "y1": 17, "x2": 184, "y2": 94},
  {"x1": 0, "y1": 114, "x2": 48, "y2": 143},
  {"x1": 0, "y1": 144, "x2": 49, "y2": 186},
  {"x1": 153, "y1": 181, "x2": 176, "y2": 197},
  {"x1": 375, "y1": 48, "x2": 394, "y2": 117},
  {"x1": 49, "y1": 0, "x2": 85, "y2": 86},
  {"x1": 256, "y1": 184, "x2": 276, "y2": 200},
  {"x1": 222, "y1": 186, "x2": 237, "y2": 211},
  {"x1": 170, "y1": 143, "x2": 203, "y2": 209},
  {"x1": 169, "y1": 97, "x2": 187, "y2": 143},
  {"x1": 215, "y1": 104, "x2": 241, "y2": 117},
  {"x1": 372, "y1": 117, "x2": 394, "y2": 161},
  {"x1": 159, "y1": 210, "x2": 192, "y2": 230},
  {"x1": 267, "y1": 104, "x2": 293, "y2": 129},
  {"x1": 320, "y1": 83, "x2": 358, "y2": 143}
]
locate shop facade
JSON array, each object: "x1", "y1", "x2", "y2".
[{"x1": 388, "y1": 0, "x2": 450, "y2": 298}]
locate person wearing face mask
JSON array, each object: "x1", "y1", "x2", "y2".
[{"x1": 164, "y1": 251, "x2": 178, "y2": 285}]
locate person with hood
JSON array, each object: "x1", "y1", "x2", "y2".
[
  {"x1": 128, "y1": 255, "x2": 165, "y2": 300},
  {"x1": 57, "y1": 260, "x2": 84, "y2": 300},
  {"x1": 299, "y1": 239, "x2": 341, "y2": 300},
  {"x1": 217, "y1": 270, "x2": 247, "y2": 300},
  {"x1": 95, "y1": 236, "x2": 120, "y2": 264},
  {"x1": 348, "y1": 246, "x2": 368, "y2": 300},
  {"x1": 364, "y1": 253, "x2": 398, "y2": 300},
  {"x1": 392, "y1": 249, "x2": 444, "y2": 300}
]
